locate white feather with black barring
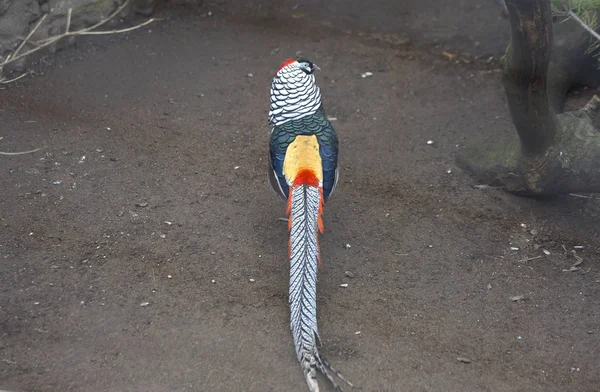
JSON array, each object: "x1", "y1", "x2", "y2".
[{"x1": 269, "y1": 64, "x2": 322, "y2": 126}]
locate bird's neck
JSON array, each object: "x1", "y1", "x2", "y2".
[{"x1": 269, "y1": 76, "x2": 322, "y2": 126}]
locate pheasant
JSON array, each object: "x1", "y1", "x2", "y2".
[{"x1": 268, "y1": 58, "x2": 351, "y2": 392}]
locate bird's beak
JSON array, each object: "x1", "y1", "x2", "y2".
[{"x1": 313, "y1": 64, "x2": 321, "y2": 72}]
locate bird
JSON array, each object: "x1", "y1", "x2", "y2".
[{"x1": 268, "y1": 58, "x2": 351, "y2": 392}]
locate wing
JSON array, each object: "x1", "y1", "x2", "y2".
[
  {"x1": 317, "y1": 121, "x2": 338, "y2": 201},
  {"x1": 269, "y1": 128, "x2": 292, "y2": 200}
]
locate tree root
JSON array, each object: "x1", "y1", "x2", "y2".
[{"x1": 457, "y1": 95, "x2": 600, "y2": 195}]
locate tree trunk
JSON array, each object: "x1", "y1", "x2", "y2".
[
  {"x1": 503, "y1": 0, "x2": 557, "y2": 155},
  {"x1": 457, "y1": 0, "x2": 600, "y2": 196}
]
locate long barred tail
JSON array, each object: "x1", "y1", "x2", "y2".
[{"x1": 287, "y1": 184, "x2": 352, "y2": 392}]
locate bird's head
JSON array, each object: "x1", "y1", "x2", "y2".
[{"x1": 276, "y1": 57, "x2": 320, "y2": 75}]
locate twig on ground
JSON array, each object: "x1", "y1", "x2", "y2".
[
  {"x1": 0, "y1": 137, "x2": 45, "y2": 156},
  {"x1": 569, "y1": 193, "x2": 598, "y2": 199},
  {"x1": 518, "y1": 255, "x2": 543, "y2": 263},
  {"x1": 0, "y1": 148, "x2": 45, "y2": 156}
]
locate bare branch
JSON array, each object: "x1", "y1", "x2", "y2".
[
  {"x1": 0, "y1": 0, "x2": 157, "y2": 80},
  {"x1": 1, "y1": 72, "x2": 28, "y2": 84},
  {"x1": 76, "y1": 0, "x2": 133, "y2": 34},
  {"x1": 568, "y1": 10, "x2": 600, "y2": 41},
  {"x1": 1, "y1": 36, "x2": 61, "y2": 67},
  {"x1": 13, "y1": 14, "x2": 48, "y2": 59},
  {"x1": 66, "y1": 8, "x2": 72, "y2": 34},
  {"x1": 77, "y1": 18, "x2": 158, "y2": 35}
]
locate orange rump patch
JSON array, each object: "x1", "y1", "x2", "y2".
[{"x1": 293, "y1": 169, "x2": 320, "y2": 187}]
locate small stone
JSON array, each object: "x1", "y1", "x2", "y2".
[
  {"x1": 211, "y1": 279, "x2": 216, "y2": 284},
  {"x1": 543, "y1": 249, "x2": 551, "y2": 255},
  {"x1": 140, "y1": 302, "x2": 150, "y2": 307},
  {"x1": 345, "y1": 244, "x2": 351, "y2": 249},
  {"x1": 456, "y1": 357, "x2": 471, "y2": 364},
  {"x1": 345, "y1": 271, "x2": 355, "y2": 278},
  {"x1": 135, "y1": 202, "x2": 148, "y2": 207},
  {"x1": 426, "y1": 140, "x2": 434, "y2": 145},
  {"x1": 510, "y1": 247, "x2": 520, "y2": 251},
  {"x1": 487, "y1": 283, "x2": 492, "y2": 290},
  {"x1": 516, "y1": 335, "x2": 523, "y2": 340},
  {"x1": 574, "y1": 245, "x2": 585, "y2": 249},
  {"x1": 159, "y1": 234, "x2": 166, "y2": 239},
  {"x1": 249, "y1": 278, "x2": 256, "y2": 283},
  {"x1": 360, "y1": 71, "x2": 373, "y2": 78},
  {"x1": 510, "y1": 295, "x2": 525, "y2": 302},
  {"x1": 167, "y1": 275, "x2": 172, "y2": 279},
  {"x1": 340, "y1": 283, "x2": 349, "y2": 288},
  {"x1": 530, "y1": 229, "x2": 538, "y2": 236}
]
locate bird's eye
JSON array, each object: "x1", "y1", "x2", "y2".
[{"x1": 299, "y1": 62, "x2": 313, "y2": 74}]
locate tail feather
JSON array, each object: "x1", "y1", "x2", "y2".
[{"x1": 288, "y1": 184, "x2": 352, "y2": 392}]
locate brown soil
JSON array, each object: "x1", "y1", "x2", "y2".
[{"x1": 1, "y1": 3, "x2": 599, "y2": 392}]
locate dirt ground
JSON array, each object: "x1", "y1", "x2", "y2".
[{"x1": 1, "y1": 2, "x2": 600, "y2": 392}]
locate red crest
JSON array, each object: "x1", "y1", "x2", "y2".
[{"x1": 277, "y1": 58, "x2": 297, "y2": 72}]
